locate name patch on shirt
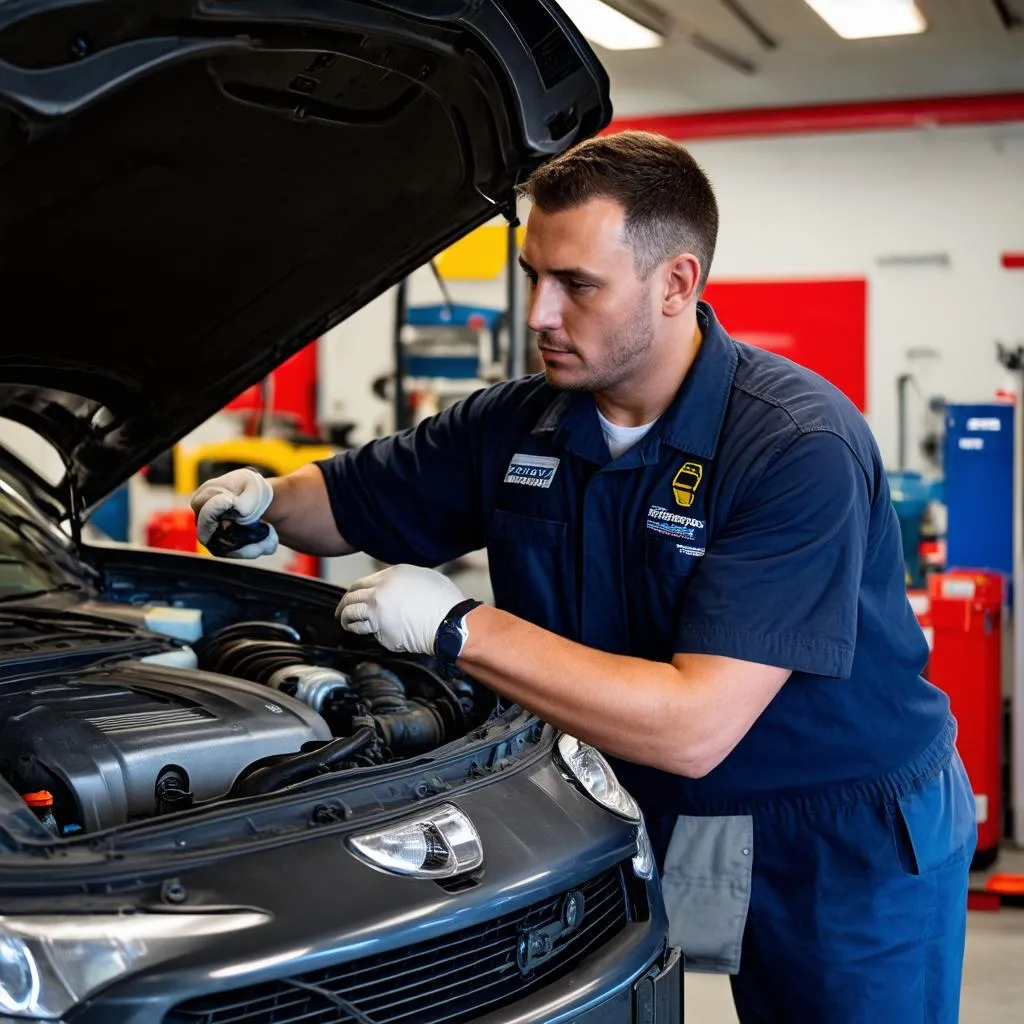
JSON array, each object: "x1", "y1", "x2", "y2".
[
  {"x1": 646, "y1": 505, "x2": 705, "y2": 557},
  {"x1": 505, "y1": 453, "x2": 560, "y2": 489}
]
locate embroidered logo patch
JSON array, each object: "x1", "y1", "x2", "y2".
[
  {"x1": 672, "y1": 461, "x2": 703, "y2": 508},
  {"x1": 504, "y1": 453, "x2": 560, "y2": 489},
  {"x1": 646, "y1": 505, "x2": 705, "y2": 557}
]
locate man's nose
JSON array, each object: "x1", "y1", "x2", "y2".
[{"x1": 527, "y1": 279, "x2": 562, "y2": 335}]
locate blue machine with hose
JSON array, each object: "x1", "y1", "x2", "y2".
[{"x1": 887, "y1": 471, "x2": 942, "y2": 590}]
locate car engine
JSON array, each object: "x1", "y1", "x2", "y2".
[{"x1": 0, "y1": 619, "x2": 482, "y2": 837}]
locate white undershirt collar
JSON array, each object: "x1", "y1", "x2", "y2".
[{"x1": 596, "y1": 407, "x2": 658, "y2": 459}]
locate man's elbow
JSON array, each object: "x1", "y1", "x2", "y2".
[
  {"x1": 665, "y1": 755, "x2": 717, "y2": 779},
  {"x1": 655, "y1": 736, "x2": 730, "y2": 779}
]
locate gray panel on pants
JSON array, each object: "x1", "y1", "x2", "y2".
[{"x1": 660, "y1": 814, "x2": 753, "y2": 975}]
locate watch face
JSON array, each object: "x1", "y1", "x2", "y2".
[{"x1": 436, "y1": 624, "x2": 462, "y2": 662}]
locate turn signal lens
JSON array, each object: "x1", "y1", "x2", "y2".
[
  {"x1": 633, "y1": 818, "x2": 656, "y2": 880},
  {"x1": 349, "y1": 804, "x2": 483, "y2": 879}
]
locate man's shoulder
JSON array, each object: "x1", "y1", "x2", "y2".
[
  {"x1": 732, "y1": 341, "x2": 870, "y2": 433},
  {"x1": 459, "y1": 374, "x2": 559, "y2": 425},
  {"x1": 730, "y1": 342, "x2": 857, "y2": 428},
  {"x1": 721, "y1": 341, "x2": 881, "y2": 481}
]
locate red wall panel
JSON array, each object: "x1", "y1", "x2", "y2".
[
  {"x1": 225, "y1": 340, "x2": 319, "y2": 435},
  {"x1": 703, "y1": 279, "x2": 867, "y2": 411}
]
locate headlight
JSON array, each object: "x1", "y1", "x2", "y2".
[
  {"x1": 0, "y1": 911, "x2": 269, "y2": 1020},
  {"x1": 349, "y1": 803, "x2": 483, "y2": 879},
  {"x1": 632, "y1": 817, "x2": 656, "y2": 880},
  {"x1": 556, "y1": 735, "x2": 641, "y2": 823},
  {"x1": 0, "y1": 936, "x2": 38, "y2": 1015}
]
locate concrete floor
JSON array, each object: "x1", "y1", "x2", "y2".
[{"x1": 683, "y1": 849, "x2": 1024, "y2": 1022}]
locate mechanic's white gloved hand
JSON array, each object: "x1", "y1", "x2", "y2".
[
  {"x1": 189, "y1": 468, "x2": 278, "y2": 559},
  {"x1": 337, "y1": 565, "x2": 465, "y2": 654}
]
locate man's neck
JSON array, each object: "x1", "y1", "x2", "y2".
[{"x1": 595, "y1": 314, "x2": 703, "y2": 427}]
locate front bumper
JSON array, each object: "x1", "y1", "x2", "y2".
[
  {"x1": 16, "y1": 743, "x2": 676, "y2": 1024},
  {"x1": 553, "y1": 944, "x2": 682, "y2": 1024},
  {"x1": 63, "y1": 939, "x2": 680, "y2": 1024},
  {"x1": 470, "y1": 935, "x2": 680, "y2": 1024},
  {"x1": 58, "y1": 800, "x2": 673, "y2": 1023}
]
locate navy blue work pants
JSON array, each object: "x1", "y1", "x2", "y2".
[{"x1": 650, "y1": 739, "x2": 976, "y2": 1023}]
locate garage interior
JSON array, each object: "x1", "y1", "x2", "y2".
[{"x1": 2, "y1": 0, "x2": 1024, "y2": 1020}]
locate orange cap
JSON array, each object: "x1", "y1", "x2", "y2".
[{"x1": 22, "y1": 790, "x2": 53, "y2": 808}]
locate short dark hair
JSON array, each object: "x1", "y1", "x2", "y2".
[{"x1": 518, "y1": 130, "x2": 719, "y2": 290}]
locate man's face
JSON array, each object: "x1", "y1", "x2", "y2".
[{"x1": 519, "y1": 197, "x2": 656, "y2": 393}]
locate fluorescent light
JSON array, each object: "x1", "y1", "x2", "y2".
[
  {"x1": 803, "y1": 0, "x2": 926, "y2": 39},
  {"x1": 558, "y1": 0, "x2": 665, "y2": 50}
]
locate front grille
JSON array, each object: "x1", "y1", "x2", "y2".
[{"x1": 166, "y1": 865, "x2": 629, "y2": 1024}]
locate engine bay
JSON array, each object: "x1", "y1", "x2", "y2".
[{"x1": 0, "y1": 612, "x2": 495, "y2": 838}]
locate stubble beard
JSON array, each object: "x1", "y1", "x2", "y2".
[{"x1": 541, "y1": 297, "x2": 656, "y2": 394}]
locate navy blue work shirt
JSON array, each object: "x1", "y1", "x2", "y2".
[{"x1": 318, "y1": 302, "x2": 950, "y2": 810}]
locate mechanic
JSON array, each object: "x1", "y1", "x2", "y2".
[{"x1": 191, "y1": 130, "x2": 975, "y2": 1023}]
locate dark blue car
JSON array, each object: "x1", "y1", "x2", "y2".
[{"x1": 0, "y1": 1, "x2": 680, "y2": 1020}]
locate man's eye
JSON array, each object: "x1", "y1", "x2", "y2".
[{"x1": 568, "y1": 280, "x2": 594, "y2": 293}]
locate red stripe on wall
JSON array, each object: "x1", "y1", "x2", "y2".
[
  {"x1": 1002, "y1": 253, "x2": 1024, "y2": 269},
  {"x1": 603, "y1": 93, "x2": 1024, "y2": 142}
]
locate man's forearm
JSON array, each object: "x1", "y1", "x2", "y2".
[
  {"x1": 265, "y1": 464, "x2": 354, "y2": 557},
  {"x1": 335, "y1": 567, "x2": 791, "y2": 773},
  {"x1": 458, "y1": 606, "x2": 710, "y2": 776}
]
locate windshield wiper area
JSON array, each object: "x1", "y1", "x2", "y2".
[
  {"x1": 0, "y1": 604, "x2": 144, "y2": 635},
  {"x1": 0, "y1": 604, "x2": 175, "y2": 680},
  {"x1": 0, "y1": 582, "x2": 88, "y2": 604},
  {"x1": 0, "y1": 509, "x2": 97, "y2": 585}
]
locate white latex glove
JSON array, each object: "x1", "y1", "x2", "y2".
[
  {"x1": 189, "y1": 468, "x2": 278, "y2": 559},
  {"x1": 337, "y1": 565, "x2": 466, "y2": 654}
]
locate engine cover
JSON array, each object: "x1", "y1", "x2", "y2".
[{"x1": 0, "y1": 660, "x2": 332, "y2": 831}]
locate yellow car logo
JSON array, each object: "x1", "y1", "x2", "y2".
[{"x1": 672, "y1": 462, "x2": 703, "y2": 508}]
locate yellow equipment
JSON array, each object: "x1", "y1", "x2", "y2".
[{"x1": 173, "y1": 437, "x2": 336, "y2": 496}]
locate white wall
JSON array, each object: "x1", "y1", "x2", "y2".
[
  {"x1": 687, "y1": 123, "x2": 1024, "y2": 470},
  {"x1": 319, "y1": 124, "x2": 1024, "y2": 469},
  {"x1": 0, "y1": 419, "x2": 65, "y2": 485}
]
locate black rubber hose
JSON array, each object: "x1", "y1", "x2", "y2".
[
  {"x1": 233, "y1": 728, "x2": 376, "y2": 797},
  {"x1": 375, "y1": 706, "x2": 446, "y2": 751},
  {"x1": 201, "y1": 638, "x2": 309, "y2": 684},
  {"x1": 196, "y1": 622, "x2": 300, "y2": 665}
]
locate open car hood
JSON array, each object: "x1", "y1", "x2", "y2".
[{"x1": 0, "y1": 0, "x2": 611, "y2": 519}]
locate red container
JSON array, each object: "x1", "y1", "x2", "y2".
[
  {"x1": 927, "y1": 571, "x2": 1004, "y2": 868},
  {"x1": 146, "y1": 508, "x2": 198, "y2": 553}
]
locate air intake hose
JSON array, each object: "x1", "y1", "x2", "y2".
[
  {"x1": 232, "y1": 727, "x2": 377, "y2": 797},
  {"x1": 351, "y1": 663, "x2": 446, "y2": 752}
]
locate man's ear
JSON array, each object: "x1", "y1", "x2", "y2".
[{"x1": 662, "y1": 253, "x2": 701, "y2": 316}]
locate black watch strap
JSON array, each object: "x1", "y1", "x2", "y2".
[{"x1": 433, "y1": 598, "x2": 483, "y2": 677}]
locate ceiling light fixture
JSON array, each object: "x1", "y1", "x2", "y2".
[
  {"x1": 558, "y1": 0, "x2": 666, "y2": 50},
  {"x1": 802, "y1": 0, "x2": 927, "y2": 39}
]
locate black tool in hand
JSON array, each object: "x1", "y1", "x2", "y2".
[{"x1": 206, "y1": 518, "x2": 271, "y2": 557}]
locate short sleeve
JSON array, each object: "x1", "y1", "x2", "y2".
[
  {"x1": 317, "y1": 389, "x2": 490, "y2": 567},
  {"x1": 675, "y1": 431, "x2": 870, "y2": 678}
]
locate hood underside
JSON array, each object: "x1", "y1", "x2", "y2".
[{"x1": 0, "y1": 0, "x2": 611, "y2": 517}]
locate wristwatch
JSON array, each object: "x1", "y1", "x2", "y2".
[{"x1": 434, "y1": 599, "x2": 483, "y2": 678}]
